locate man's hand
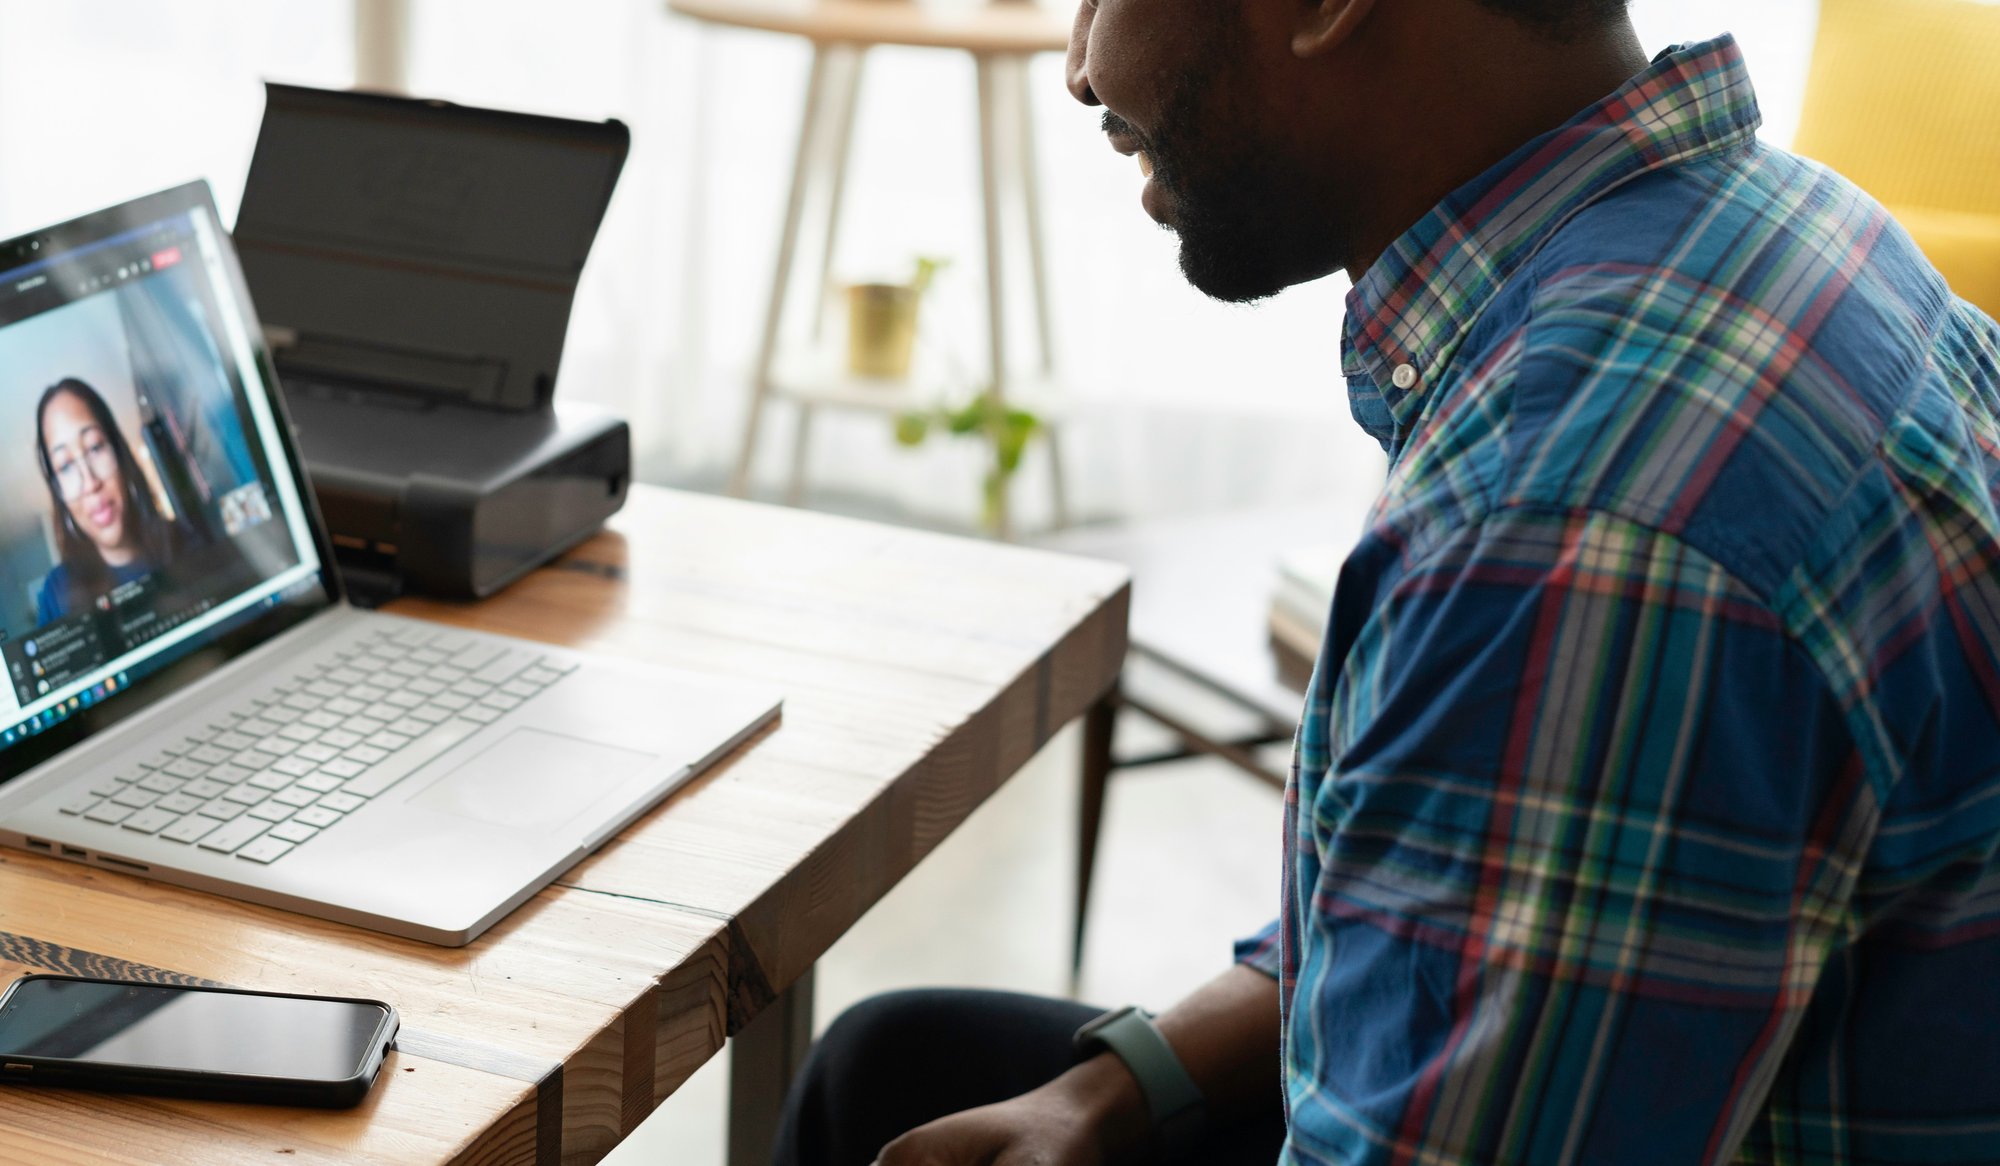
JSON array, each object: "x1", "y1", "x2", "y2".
[
  {"x1": 874, "y1": 1048, "x2": 1147, "y2": 1166},
  {"x1": 871, "y1": 1089, "x2": 1110, "y2": 1166},
  {"x1": 873, "y1": 965, "x2": 1282, "y2": 1165}
]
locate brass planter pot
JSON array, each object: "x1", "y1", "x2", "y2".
[{"x1": 846, "y1": 282, "x2": 921, "y2": 378}]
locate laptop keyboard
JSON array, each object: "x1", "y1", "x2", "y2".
[{"x1": 55, "y1": 624, "x2": 573, "y2": 866}]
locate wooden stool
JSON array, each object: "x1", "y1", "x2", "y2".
[{"x1": 669, "y1": 0, "x2": 1076, "y2": 537}]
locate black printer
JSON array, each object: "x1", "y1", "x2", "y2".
[{"x1": 235, "y1": 83, "x2": 633, "y2": 601}]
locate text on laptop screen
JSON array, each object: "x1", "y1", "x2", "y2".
[{"x1": 0, "y1": 207, "x2": 323, "y2": 753}]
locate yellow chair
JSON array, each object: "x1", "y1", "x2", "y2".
[{"x1": 1792, "y1": 0, "x2": 2000, "y2": 316}]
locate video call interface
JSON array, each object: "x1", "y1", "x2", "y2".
[{"x1": 0, "y1": 210, "x2": 320, "y2": 753}]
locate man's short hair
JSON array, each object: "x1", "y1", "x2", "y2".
[{"x1": 1476, "y1": 0, "x2": 1632, "y2": 37}]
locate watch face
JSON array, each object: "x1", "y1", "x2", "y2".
[
  {"x1": 1075, "y1": 1005, "x2": 1148, "y2": 1054},
  {"x1": 1075, "y1": 1007, "x2": 1121, "y2": 1054}
]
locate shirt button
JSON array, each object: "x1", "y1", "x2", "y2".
[{"x1": 1391, "y1": 364, "x2": 1419, "y2": 390}]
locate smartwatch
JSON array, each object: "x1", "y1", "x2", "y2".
[{"x1": 1072, "y1": 1005, "x2": 1207, "y2": 1149}]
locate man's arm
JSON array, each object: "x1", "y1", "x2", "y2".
[
  {"x1": 874, "y1": 964, "x2": 1280, "y2": 1165},
  {"x1": 1278, "y1": 508, "x2": 1869, "y2": 1165}
]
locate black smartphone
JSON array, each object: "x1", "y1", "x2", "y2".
[{"x1": 0, "y1": 974, "x2": 398, "y2": 1107}]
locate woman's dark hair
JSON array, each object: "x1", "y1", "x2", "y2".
[{"x1": 34, "y1": 378, "x2": 184, "y2": 613}]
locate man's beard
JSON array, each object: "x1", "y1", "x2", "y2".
[{"x1": 1106, "y1": 72, "x2": 1327, "y2": 304}]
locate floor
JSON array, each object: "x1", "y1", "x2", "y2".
[{"x1": 604, "y1": 672, "x2": 1288, "y2": 1165}]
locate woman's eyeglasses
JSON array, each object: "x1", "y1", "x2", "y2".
[{"x1": 49, "y1": 434, "x2": 119, "y2": 498}]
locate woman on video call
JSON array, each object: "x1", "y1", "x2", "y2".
[{"x1": 33, "y1": 377, "x2": 190, "y2": 625}]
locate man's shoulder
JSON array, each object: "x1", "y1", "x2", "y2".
[
  {"x1": 1522, "y1": 141, "x2": 1950, "y2": 382},
  {"x1": 1489, "y1": 143, "x2": 1959, "y2": 595}
]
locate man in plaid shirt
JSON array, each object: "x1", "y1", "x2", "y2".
[{"x1": 776, "y1": 1, "x2": 2000, "y2": 1163}]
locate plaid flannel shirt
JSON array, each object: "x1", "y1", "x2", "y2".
[{"x1": 1235, "y1": 35, "x2": 2000, "y2": 1165}]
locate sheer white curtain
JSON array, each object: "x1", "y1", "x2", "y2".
[
  {"x1": 0, "y1": 2, "x2": 352, "y2": 225},
  {"x1": 0, "y1": 0, "x2": 1821, "y2": 531}
]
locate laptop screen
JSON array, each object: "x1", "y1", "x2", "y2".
[{"x1": 0, "y1": 187, "x2": 332, "y2": 772}]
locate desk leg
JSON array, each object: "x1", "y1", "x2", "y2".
[
  {"x1": 1073, "y1": 687, "x2": 1120, "y2": 980},
  {"x1": 728, "y1": 965, "x2": 817, "y2": 1166}
]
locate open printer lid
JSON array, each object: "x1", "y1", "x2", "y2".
[{"x1": 234, "y1": 83, "x2": 629, "y2": 412}]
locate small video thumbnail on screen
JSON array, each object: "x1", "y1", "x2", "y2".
[{"x1": 0, "y1": 255, "x2": 301, "y2": 709}]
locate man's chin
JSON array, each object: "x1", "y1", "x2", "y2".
[
  {"x1": 1158, "y1": 169, "x2": 1331, "y2": 303},
  {"x1": 1177, "y1": 237, "x2": 1285, "y2": 305}
]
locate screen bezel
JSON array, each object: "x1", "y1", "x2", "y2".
[
  {"x1": 0, "y1": 181, "x2": 347, "y2": 782},
  {"x1": 0, "y1": 974, "x2": 396, "y2": 1102}
]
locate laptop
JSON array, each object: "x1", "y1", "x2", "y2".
[{"x1": 0, "y1": 182, "x2": 781, "y2": 946}]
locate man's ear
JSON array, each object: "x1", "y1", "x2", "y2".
[{"x1": 1293, "y1": 0, "x2": 1376, "y2": 58}]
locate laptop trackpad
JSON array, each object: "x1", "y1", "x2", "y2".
[{"x1": 410, "y1": 729, "x2": 657, "y2": 834}]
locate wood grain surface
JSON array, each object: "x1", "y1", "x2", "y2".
[
  {"x1": 667, "y1": 0, "x2": 1073, "y2": 53},
  {"x1": 0, "y1": 487, "x2": 1129, "y2": 1165}
]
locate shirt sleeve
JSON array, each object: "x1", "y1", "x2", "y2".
[
  {"x1": 1283, "y1": 508, "x2": 1869, "y2": 1166},
  {"x1": 1234, "y1": 918, "x2": 1283, "y2": 979}
]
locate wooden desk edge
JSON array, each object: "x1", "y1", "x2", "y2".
[{"x1": 721, "y1": 580, "x2": 1130, "y2": 1025}]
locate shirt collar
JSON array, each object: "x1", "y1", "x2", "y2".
[{"x1": 1342, "y1": 34, "x2": 1764, "y2": 449}]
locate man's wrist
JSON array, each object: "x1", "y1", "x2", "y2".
[
  {"x1": 1039, "y1": 1051, "x2": 1154, "y2": 1160},
  {"x1": 1072, "y1": 1005, "x2": 1208, "y2": 1153}
]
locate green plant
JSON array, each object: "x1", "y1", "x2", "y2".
[
  {"x1": 893, "y1": 389, "x2": 1043, "y2": 534},
  {"x1": 909, "y1": 255, "x2": 947, "y2": 297}
]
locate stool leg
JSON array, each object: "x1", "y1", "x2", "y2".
[
  {"x1": 975, "y1": 54, "x2": 1014, "y2": 540},
  {"x1": 353, "y1": 0, "x2": 410, "y2": 92},
  {"x1": 810, "y1": 48, "x2": 867, "y2": 343},
  {"x1": 1009, "y1": 58, "x2": 1058, "y2": 379},
  {"x1": 786, "y1": 403, "x2": 816, "y2": 508},
  {"x1": 732, "y1": 47, "x2": 836, "y2": 499},
  {"x1": 1003, "y1": 54, "x2": 1070, "y2": 531},
  {"x1": 1043, "y1": 421, "x2": 1073, "y2": 531}
]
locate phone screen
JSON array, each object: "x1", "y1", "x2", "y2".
[{"x1": 0, "y1": 977, "x2": 390, "y2": 1081}]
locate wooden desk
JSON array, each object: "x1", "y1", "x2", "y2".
[{"x1": 0, "y1": 486, "x2": 1129, "y2": 1166}]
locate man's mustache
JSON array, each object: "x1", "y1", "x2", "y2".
[{"x1": 1102, "y1": 110, "x2": 1138, "y2": 139}]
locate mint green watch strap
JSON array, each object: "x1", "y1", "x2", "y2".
[{"x1": 1073, "y1": 1007, "x2": 1207, "y2": 1149}]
